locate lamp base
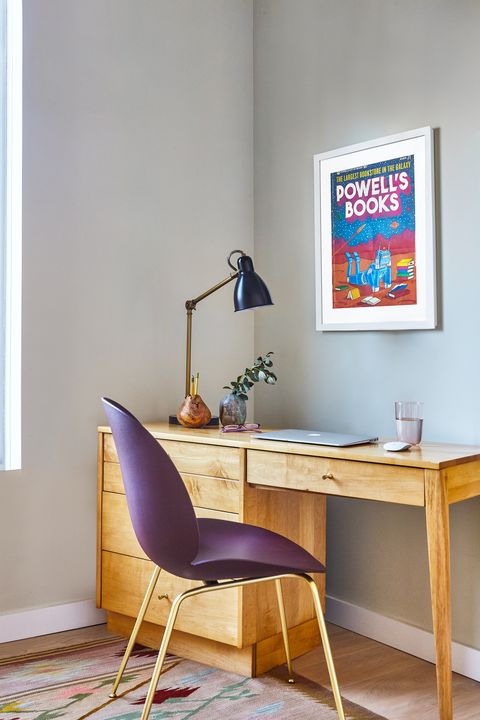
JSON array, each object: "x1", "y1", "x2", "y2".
[{"x1": 169, "y1": 414, "x2": 220, "y2": 427}]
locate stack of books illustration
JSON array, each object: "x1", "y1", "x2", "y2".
[{"x1": 397, "y1": 258, "x2": 415, "y2": 280}]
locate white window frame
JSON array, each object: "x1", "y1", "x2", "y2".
[{"x1": 2, "y1": 0, "x2": 22, "y2": 470}]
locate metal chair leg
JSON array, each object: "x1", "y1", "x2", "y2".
[
  {"x1": 109, "y1": 572, "x2": 344, "y2": 720},
  {"x1": 303, "y1": 575, "x2": 345, "y2": 720},
  {"x1": 274, "y1": 578, "x2": 294, "y2": 683},
  {"x1": 140, "y1": 590, "x2": 185, "y2": 720},
  {"x1": 109, "y1": 565, "x2": 161, "y2": 698}
]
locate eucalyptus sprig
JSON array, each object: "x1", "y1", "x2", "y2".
[{"x1": 223, "y1": 352, "x2": 277, "y2": 401}]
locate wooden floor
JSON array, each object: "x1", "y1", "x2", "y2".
[
  {"x1": 294, "y1": 624, "x2": 480, "y2": 720},
  {"x1": 1, "y1": 624, "x2": 479, "y2": 719}
]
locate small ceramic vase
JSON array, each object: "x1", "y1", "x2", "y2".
[{"x1": 219, "y1": 393, "x2": 247, "y2": 426}]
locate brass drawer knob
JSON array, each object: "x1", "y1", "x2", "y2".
[
  {"x1": 158, "y1": 593, "x2": 170, "y2": 600},
  {"x1": 322, "y1": 472, "x2": 334, "y2": 480}
]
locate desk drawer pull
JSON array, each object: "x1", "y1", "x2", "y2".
[{"x1": 322, "y1": 472, "x2": 334, "y2": 480}]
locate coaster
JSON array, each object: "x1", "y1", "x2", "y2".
[{"x1": 168, "y1": 414, "x2": 220, "y2": 427}]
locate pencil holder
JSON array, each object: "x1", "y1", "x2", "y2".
[{"x1": 177, "y1": 394, "x2": 212, "y2": 428}]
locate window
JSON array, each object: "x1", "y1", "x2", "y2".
[{"x1": 0, "y1": 0, "x2": 21, "y2": 470}]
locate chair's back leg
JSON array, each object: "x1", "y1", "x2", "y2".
[
  {"x1": 274, "y1": 579, "x2": 294, "y2": 683},
  {"x1": 302, "y1": 575, "x2": 346, "y2": 720},
  {"x1": 110, "y1": 566, "x2": 161, "y2": 698}
]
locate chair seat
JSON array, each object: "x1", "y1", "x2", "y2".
[{"x1": 180, "y1": 517, "x2": 325, "y2": 581}]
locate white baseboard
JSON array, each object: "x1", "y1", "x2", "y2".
[
  {"x1": 0, "y1": 599, "x2": 106, "y2": 644},
  {"x1": 2, "y1": 595, "x2": 479, "y2": 682},
  {"x1": 326, "y1": 594, "x2": 480, "y2": 682}
]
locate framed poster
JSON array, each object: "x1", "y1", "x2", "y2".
[{"x1": 314, "y1": 127, "x2": 436, "y2": 331}]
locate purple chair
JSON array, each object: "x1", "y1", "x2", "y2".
[{"x1": 102, "y1": 398, "x2": 345, "y2": 720}]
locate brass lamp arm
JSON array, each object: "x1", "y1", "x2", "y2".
[
  {"x1": 186, "y1": 271, "x2": 239, "y2": 311},
  {"x1": 184, "y1": 271, "x2": 239, "y2": 396}
]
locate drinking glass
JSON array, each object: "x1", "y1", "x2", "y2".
[{"x1": 395, "y1": 401, "x2": 423, "y2": 445}]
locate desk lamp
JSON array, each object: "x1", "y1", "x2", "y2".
[{"x1": 171, "y1": 249, "x2": 273, "y2": 426}]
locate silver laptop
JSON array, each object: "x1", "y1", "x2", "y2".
[{"x1": 252, "y1": 429, "x2": 378, "y2": 447}]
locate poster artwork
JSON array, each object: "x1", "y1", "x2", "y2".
[{"x1": 330, "y1": 155, "x2": 416, "y2": 309}]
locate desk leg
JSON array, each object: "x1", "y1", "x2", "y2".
[{"x1": 425, "y1": 469, "x2": 452, "y2": 720}]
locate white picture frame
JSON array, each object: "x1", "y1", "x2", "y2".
[{"x1": 314, "y1": 127, "x2": 436, "y2": 331}]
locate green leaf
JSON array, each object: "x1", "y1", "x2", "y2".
[{"x1": 223, "y1": 351, "x2": 276, "y2": 397}]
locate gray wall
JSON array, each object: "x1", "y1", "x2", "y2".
[
  {"x1": 0, "y1": 0, "x2": 253, "y2": 614},
  {"x1": 3, "y1": 0, "x2": 479, "y2": 654},
  {"x1": 253, "y1": 0, "x2": 480, "y2": 648}
]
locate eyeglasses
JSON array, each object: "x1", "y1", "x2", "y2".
[{"x1": 221, "y1": 423, "x2": 262, "y2": 433}]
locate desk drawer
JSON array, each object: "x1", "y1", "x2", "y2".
[
  {"x1": 104, "y1": 434, "x2": 241, "y2": 480},
  {"x1": 102, "y1": 491, "x2": 239, "y2": 559},
  {"x1": 101, "y1": 550, "x2": 240, "y2": 645},
  {"x1": 103, "y1": 462, "x2": 240, "y2": 513},
  {"x1": 247, "y1": 450, "x2": 425, "y2": 506}
]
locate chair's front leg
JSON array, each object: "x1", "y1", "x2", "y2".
[
  {"x1": 109, "y1": 565, "x2": 161, "y2": 698},
  {"x1": 302, "y1": 575, "x2": 345, "y2": 720},
  {"x1": 140, "y1": 590, "x2": 185, "y2": 720},
  {"x1": 274, "y1": 578, "x2": 294, "y2": 683}
]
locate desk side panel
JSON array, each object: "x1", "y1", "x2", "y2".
[
  {"x1": 445, "y1": 460, "x2": 480, "y2": 504},
  {"x1": 241, "y1": 478, "x2": 325, "y2": 646}
]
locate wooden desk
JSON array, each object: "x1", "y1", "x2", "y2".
[{"x1": 97, "y1": 424, "x2": 480, "y2": 720}]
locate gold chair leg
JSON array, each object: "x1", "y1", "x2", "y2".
[
  {"x1": 274, "y1": 578, "x2": 294, "y2": 683},
  {"x1": 109, "y1": 571, "x2": 343, "y2": 720},
  {"x1": 109, "y1": 565, "x2": 161, "y2": 698},
  {"x1": 303, "y1": 575, "x2": 345, "y2": 720},
  {"x1": 140, "y1": 590, "x2": 184, "y2": 720}
]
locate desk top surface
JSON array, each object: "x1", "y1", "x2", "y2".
[{"x1": 98, "y1": 422, "x2": 480, "y2": 470}]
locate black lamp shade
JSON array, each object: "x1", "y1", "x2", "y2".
[{"x1": 233, "y1": 254, "x2": 273, "y2": 311}]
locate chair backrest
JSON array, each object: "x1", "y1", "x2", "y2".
[{"x1": 102, "y1": 398, "x2": 199, "y2": 575}]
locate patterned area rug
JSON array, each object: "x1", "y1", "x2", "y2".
[{"x1": 0, "y1": 636, "x2": 387, "y2": 719}]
